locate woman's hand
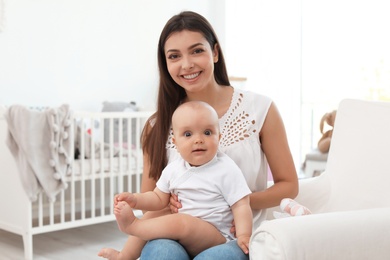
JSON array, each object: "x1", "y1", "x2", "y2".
[{"x1": 169, "y1": 193, "x2": 182, "y2": 213}]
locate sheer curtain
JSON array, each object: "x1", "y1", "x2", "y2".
[
  {"x1": 225, "y1": 0, "x2": 390, "y2": 169},
  {"x1": 301, "y1": 0, "x2": 390, "y2": 159}
]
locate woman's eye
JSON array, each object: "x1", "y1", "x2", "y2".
[
  {"x1": 184, "y1": 132, "x2": 192, "y2": 137},
  {"x1": 193, "y1": 48, "x2": 204, "y2": 54},
  {"x1": 167, "y1": 54, "x2": 179, "y2": 60},
  {"x1": 204, "y1": 130, "x2": 211, "y2": 136}
]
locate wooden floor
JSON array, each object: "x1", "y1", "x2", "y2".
[{"x1": 0, "y1": 221, "x2": 128, "y2": 260}]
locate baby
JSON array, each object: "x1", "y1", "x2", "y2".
[{"x1": 101, "y1": 101, "x2": 252, "y2": 259}]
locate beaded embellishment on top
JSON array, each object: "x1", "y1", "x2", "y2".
[{"x1": 219, "y1": 92, "x2": 257, "y2": 147}]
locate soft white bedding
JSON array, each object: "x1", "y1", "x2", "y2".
[{"x1": 71, "y1": 151, "x2": 141, "y2": 178}]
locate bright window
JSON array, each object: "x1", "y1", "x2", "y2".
[
  {"x1": 225, "y1": 0, "x2": 390, "y2": 170},
  {"x1": 301, "y1": 0, "x2": 390, "y2": 159}
]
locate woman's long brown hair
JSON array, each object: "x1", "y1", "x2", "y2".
[{"x1": 142, "y1": 11, "x2": 230, "y2": 181}]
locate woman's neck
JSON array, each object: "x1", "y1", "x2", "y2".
[{"x1": 185, "y1": 85, "x2": 233, "y2": 118}]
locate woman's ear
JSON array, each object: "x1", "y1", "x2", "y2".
[{"x1": 213, "y1": 44, "x2": 219, "y2": 63}]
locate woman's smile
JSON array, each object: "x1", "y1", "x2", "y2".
[{"x1": 182, "y1": 72, "x2": 201, "y2": 80}]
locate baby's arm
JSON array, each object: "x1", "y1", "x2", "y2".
[
  {"x1": 231, "y1": 195, "x2": 252, "y2": 254},
  {"x1": 115, "y1": 187, "x2": 170, "y2": 211}
]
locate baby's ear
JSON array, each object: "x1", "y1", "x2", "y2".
[{"x1": 172, "y1": 136, "x2": 176, "y2": 144}]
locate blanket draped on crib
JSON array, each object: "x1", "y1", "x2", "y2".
[{"x1": 5, "y1": 104, "x2": 73, "y2": 202}]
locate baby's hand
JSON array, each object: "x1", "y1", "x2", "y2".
[
  {"x1": 114, "y1": 192, "x2": 137, "y2": 208},
  {"x1": 237, "y1": 235, "x2": 250, "y2": 254}
]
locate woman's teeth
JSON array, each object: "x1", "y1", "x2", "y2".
[{"x1": 183, "y1": 72, "x2": 199, "y2": 79}]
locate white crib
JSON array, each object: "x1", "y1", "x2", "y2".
[{"x1": 0, "y1": 106, "x2": 152, "y2": 260}]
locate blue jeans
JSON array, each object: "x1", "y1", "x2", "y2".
[{"x1": 140, "y1": 239, "x2": 249, "y2": 260}]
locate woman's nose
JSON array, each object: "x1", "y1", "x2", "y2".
[{"x1": 182, "y1": 56, "x2": 194, "y2": 70}]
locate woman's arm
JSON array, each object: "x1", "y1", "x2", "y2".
[
  {"x1": 141, "y1": 153, "x2": 157, "y2": 193},
  {"x1": 139, "y1": 152, "x2": 159, "y2": 214},
  {"x1": 250, "y1": 102, "x2": 299, "y2": 210}
]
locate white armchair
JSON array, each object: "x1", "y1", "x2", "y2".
[{"x1": 250, "y1": 99, "x2": 390, "y2": 260}]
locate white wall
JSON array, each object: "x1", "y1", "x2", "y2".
[
  {"x1": 0, "y1": 0, "x2": 304, "y2": 167},
  {"x1": 0, "y1": 0, "x2": 225, "y2": 111},
  {"x1": 225, "y1": 0, "x2": 302, "y2": 168}
]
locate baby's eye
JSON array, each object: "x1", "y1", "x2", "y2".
[
  {"x1": 184, "y1": 131, "x2": 192, "y2": 137},
  {"x1": 204, "y1": 130, "x2": 212, "y2": 136}
]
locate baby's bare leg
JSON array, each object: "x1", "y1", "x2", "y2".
[
  {"x1": 174, "y1": 214, "x2": 227, "y2": 257},
  {"x1": 98, "y1": 208, "x2": 171, "y2": 260},
  {"x1": 124, "y1": 213, "x2": 226, "y2": 258},
  {"x1": 97, "y1": 202, "x2": 141, "y2": 260}
]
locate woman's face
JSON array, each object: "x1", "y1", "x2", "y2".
[{"x1": 164, "y1": 30, "x2": 218, "y2": 93}]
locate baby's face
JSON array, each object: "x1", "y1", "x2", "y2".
[{"x1": 172, "y1": 104, "x2": 220, "y2": 166}]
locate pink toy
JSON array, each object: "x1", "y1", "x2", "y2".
[{"x1": 280, "y1": 198, "x2": 312, "y2": 216}]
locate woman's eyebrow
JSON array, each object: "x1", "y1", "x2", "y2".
[
  {"x1": 166, "y1": 48, "x2": 178, "y2": 54},
  {"x1": 166, "y1": 43, "x2": 205, "y2": 54},
  {"x1": 188, "y1": 43, "x2": 204, "y2": 49}
]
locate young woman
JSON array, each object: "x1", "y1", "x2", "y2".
[{"x1": 99, "y1": 10, "x2": 298, "y2": 260}]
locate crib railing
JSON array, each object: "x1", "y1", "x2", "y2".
[
  {"x1": 32, "y1": 111, "x2": 152, "y2": 227},
  {"x1": 0, "y1": 108, "x2": 153, "y2": 260}
]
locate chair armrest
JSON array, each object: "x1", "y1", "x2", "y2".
[
  {"x1": 266, "y1": 173, "x2": 331, "y2": 220},
  {"x1": 293, "y1": 172, "x2": 330, "y2": 213},
  {"x1": 250, "y1": 207, "x2": 390, "y2": 260}
]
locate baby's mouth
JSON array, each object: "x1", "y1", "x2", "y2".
[{"x1": 192, "y1": 148, "x2": 206, "y2": 153}]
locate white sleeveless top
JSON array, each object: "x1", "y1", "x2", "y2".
[{"x1": 166, "y1": 87, "x2": 272, "y2": 229}]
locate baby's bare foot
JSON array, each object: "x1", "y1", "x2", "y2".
[
  {"x1": 114, "y1": 201, "x2": 136, "y2": 234},
  {"x1": 97, "y1": 248, "x2": 121, "y2": 260}
]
